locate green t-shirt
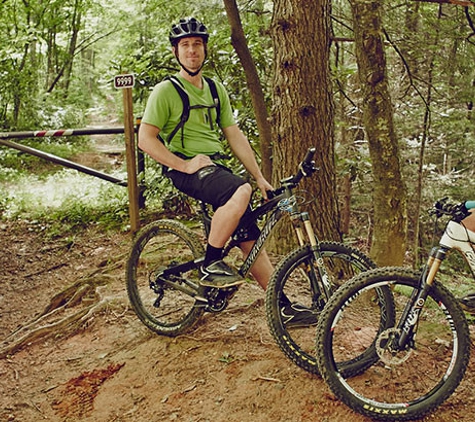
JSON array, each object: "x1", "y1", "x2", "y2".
[{"x1": 141, "y1": 74, "x2": 236, "y2": 157}]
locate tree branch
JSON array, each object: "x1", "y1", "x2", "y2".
[{"x1": 465, "y1": 7, "x2": 475, "y2": 44}]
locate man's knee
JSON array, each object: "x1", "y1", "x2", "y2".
[
  {"x1": 233, "y1": 183, "x2": 252, "y2": 202},
  {"x1": 218, "y1": 183, "x2": 251, "y2": 216}
]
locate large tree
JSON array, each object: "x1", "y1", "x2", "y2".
[
  {"x1": 350, "y1": 0, "x2": 407, "y2": 265},
  {"x1": 270, "y1": 0, "x2": 339, "y2": 251}
]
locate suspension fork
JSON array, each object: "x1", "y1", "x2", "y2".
[
  {"x1": 291, "y1": 211, "x2": 333, "y2": 300},
  {"x1": 395, "y1": 246, "x2": 448, "y2": 349}
]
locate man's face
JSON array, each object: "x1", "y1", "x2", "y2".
[{"x1": 175, "y1": 36, "x2": 206, "y2": 73}]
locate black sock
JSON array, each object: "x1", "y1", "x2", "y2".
[{"x1": 204, "y1": 244, "x2": 223, "y2": 266}]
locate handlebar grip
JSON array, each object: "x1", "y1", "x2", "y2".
[
  {"x1": 434, "y1": 198, "x2": 471, "y2": 222},
  {"x1": 278, "y1": 147, "x2": 318, "y2": 188},
  {"x1": 465, "y1": 200, "x2": 475, "y2": 210},
  {"x1": 303, "y1": 147, "x2": 316, "y2": 164},
  {"x1": 265, "y1": 188, "x2": 284, "y2": 200}
]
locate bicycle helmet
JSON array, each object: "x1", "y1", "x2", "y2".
[
  {"x1": 170, "y1": 17, "x2": 209, "y2": 77},
  {"x1": 169, "y1": 17, "x2": 209, "y2": 46}
]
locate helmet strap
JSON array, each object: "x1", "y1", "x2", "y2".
[
  {"x1": 178, "y1": 59, "x2": 204, "y2": 77},
  {"x1": 174, "y1": 44, "x2": 208, "y2": 77}
]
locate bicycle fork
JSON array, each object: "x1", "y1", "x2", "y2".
[
  {"x1": 394, "y1": 246, "x2": 448, "y2": 350},
  {"x1": 291, "y1": 211, "x2": 333, "y2": 301}
]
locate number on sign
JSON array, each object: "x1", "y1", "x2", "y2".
[{"x1": 114, "y1": 74, "x2": 135, "y2": 89}]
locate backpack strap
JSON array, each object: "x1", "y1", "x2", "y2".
[
  {"x1": 164, "y1": 76, "x2": 190, "y2": 146},
  {"x1": 204, "y1": 76, "x2": 221, "y2": 128}
]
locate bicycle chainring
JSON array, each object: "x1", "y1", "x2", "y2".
[{"x1": 204, "y1": 286, "x2": 238, "y2": 313}]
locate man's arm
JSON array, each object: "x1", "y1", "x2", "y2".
[
  {"x1": 223, "y1": 124, "x2": 273, "y2": 197},
  {"x1": 138, "y1": 122, "x2": 214, "y2": 174}
]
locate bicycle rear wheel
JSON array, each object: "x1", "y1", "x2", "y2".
[
  {"x1": 316, "y1": 267, "x2": 470, "y2": 421},
  {"x1": 265, "y1": 241, "x2": 385, "y2": 375},
  {"x1": 126, "y1": 219, "x2": 205, "y2": 336}
]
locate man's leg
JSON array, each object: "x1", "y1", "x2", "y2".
[
  {"x1": 238, "y1": 240, "x2": 273, "y2": 290},
  {"x1": 207, "y1": 183, "x2": 252, "y2": 248},
  {"x1": 458, "y1": 211, "x2": 475, "y2": 313},
  {"x1": 199, "y1": 183, "x2": 252, "y2": 288},
  {"x1": 462, "y1": 211, "x2": 475, "y2": 232},
  {"x1": 239, "y1": 240, "x2": 317, "y2": 326}
]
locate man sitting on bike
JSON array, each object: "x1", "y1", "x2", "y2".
[{"x1": 139, "y1": 17, "x2": 316, "y2": 326}]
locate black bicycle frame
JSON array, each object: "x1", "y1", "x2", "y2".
[
  {"x1": 238, "y1": 202, "x2": 286, "y2": 277},
  {"x1": 234, "y1": 188, "x2": 332, "y2": 303}
]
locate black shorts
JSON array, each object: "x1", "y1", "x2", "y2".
[
  {"x1": 166, "y1": 165, "x2": 260, "y2": 242},
  {"x1": 166, "y1": 165, "x2": 245, "y2": 209}
]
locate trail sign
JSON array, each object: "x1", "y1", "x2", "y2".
[
  {"x1": 114, "y1": 72, "x2": 139, "y2": 233},
  {"x1": 114, "y1": 74, "x2": 135, "y2": 89}
]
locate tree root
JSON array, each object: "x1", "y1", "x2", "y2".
[{"x1": 0, "y1": 261, "x2": 126, "y2": 358}]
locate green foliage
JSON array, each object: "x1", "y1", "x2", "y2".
[
  {"x1": 2, "y1": 0, "x2": 475, "y2": 270},
  {"x1": 330, "y1": 0, "x2": 475, "y2": 257},
  {"x1": 0, "y1": 137, "x2": 91, "y2": 180},
  {"x1": 1, "y1": 169, "x2": 130, "y2": 233},
  {"x1": 106, "y1": 1, "x2": 272, "y2": 146}
]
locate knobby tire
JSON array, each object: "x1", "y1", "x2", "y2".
[
  {"x1": 316, "y1": 267, "x2": 470, "y2": 421},
  {"x1": 265, "y1": 241, "x2": 384, "y2": 375},
  {"x1": 125, "y1": 219, "x2": 205, "y2": 336}
]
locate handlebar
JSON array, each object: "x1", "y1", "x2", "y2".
[
  {"x1": 266, "y1": 147, "x2": 317, "y2": 199},
  {"x1": 433, "y1": 198, "x2": 475, "y2": 222}
]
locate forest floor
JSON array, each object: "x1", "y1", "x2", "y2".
[
  {"x1": 2, "y1": 134, "x2": 475, "y2": 422},
  {"x1": 3, "y1": 218, "x2": 475, "y2": 422}
]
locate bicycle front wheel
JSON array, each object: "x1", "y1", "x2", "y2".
[
  {"x1": 126, "y1": 219, "x2": 205, "y2": 336},
  {"x1": 316, "y1": 267, "x2": 470, "y2": 421},
  {"x1": 265, "y1": 241, "x2": 381, "y2": 375}
]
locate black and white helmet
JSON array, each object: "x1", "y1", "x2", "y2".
[{"x1": 169, "y1": 17, "x2": 209, "y2": 46}]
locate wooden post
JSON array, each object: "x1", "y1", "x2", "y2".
[
  {"x1": 136, "y1": 116, "x2": 146, "y2": 209},
  {"x1": 115, "y1": 74, "x2": 140, "y2": 233}
]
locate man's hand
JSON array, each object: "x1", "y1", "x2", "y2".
[
  {"x1": 182, "y1": 154, "x2": 215, "y2": 174},
  {"x1": 256, "y1": 177, "x2": 274, "y2": 201}
]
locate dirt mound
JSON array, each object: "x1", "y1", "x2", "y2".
[{"x1": 1, "y1": 220, "x2": 474, "y2": 421}]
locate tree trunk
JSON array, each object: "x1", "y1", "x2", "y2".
[
  {"x1": 351, "y1": 0, "x2": 407, "y2": 266},
  {"x1": 270, "y1": 0, "x2": 339, "y2": 253},
  {"x1": 223, "y1": 0, "x2": 273, "y2": 180},
  {"x1": 47, "y1": 0, "x2": 83, "y2": 95}
]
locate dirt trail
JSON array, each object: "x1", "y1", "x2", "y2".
[{"x1": 1, "y1": 220, "x2": 475, "y2": 422}]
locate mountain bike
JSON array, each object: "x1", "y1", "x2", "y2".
[
  {"x1": 125, "y1": 147, "x2": 380, "y2": 374},
  {"x1": 316, "y1": 198, "x2": 475, "y2": 421}
]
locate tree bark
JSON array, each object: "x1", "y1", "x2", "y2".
[
  {"x1": 270, "y1": 0, "x2": 339, "y2": 252},
  {"x1": 351, "y1": 0, "x2": 407, "y2": 265}
]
